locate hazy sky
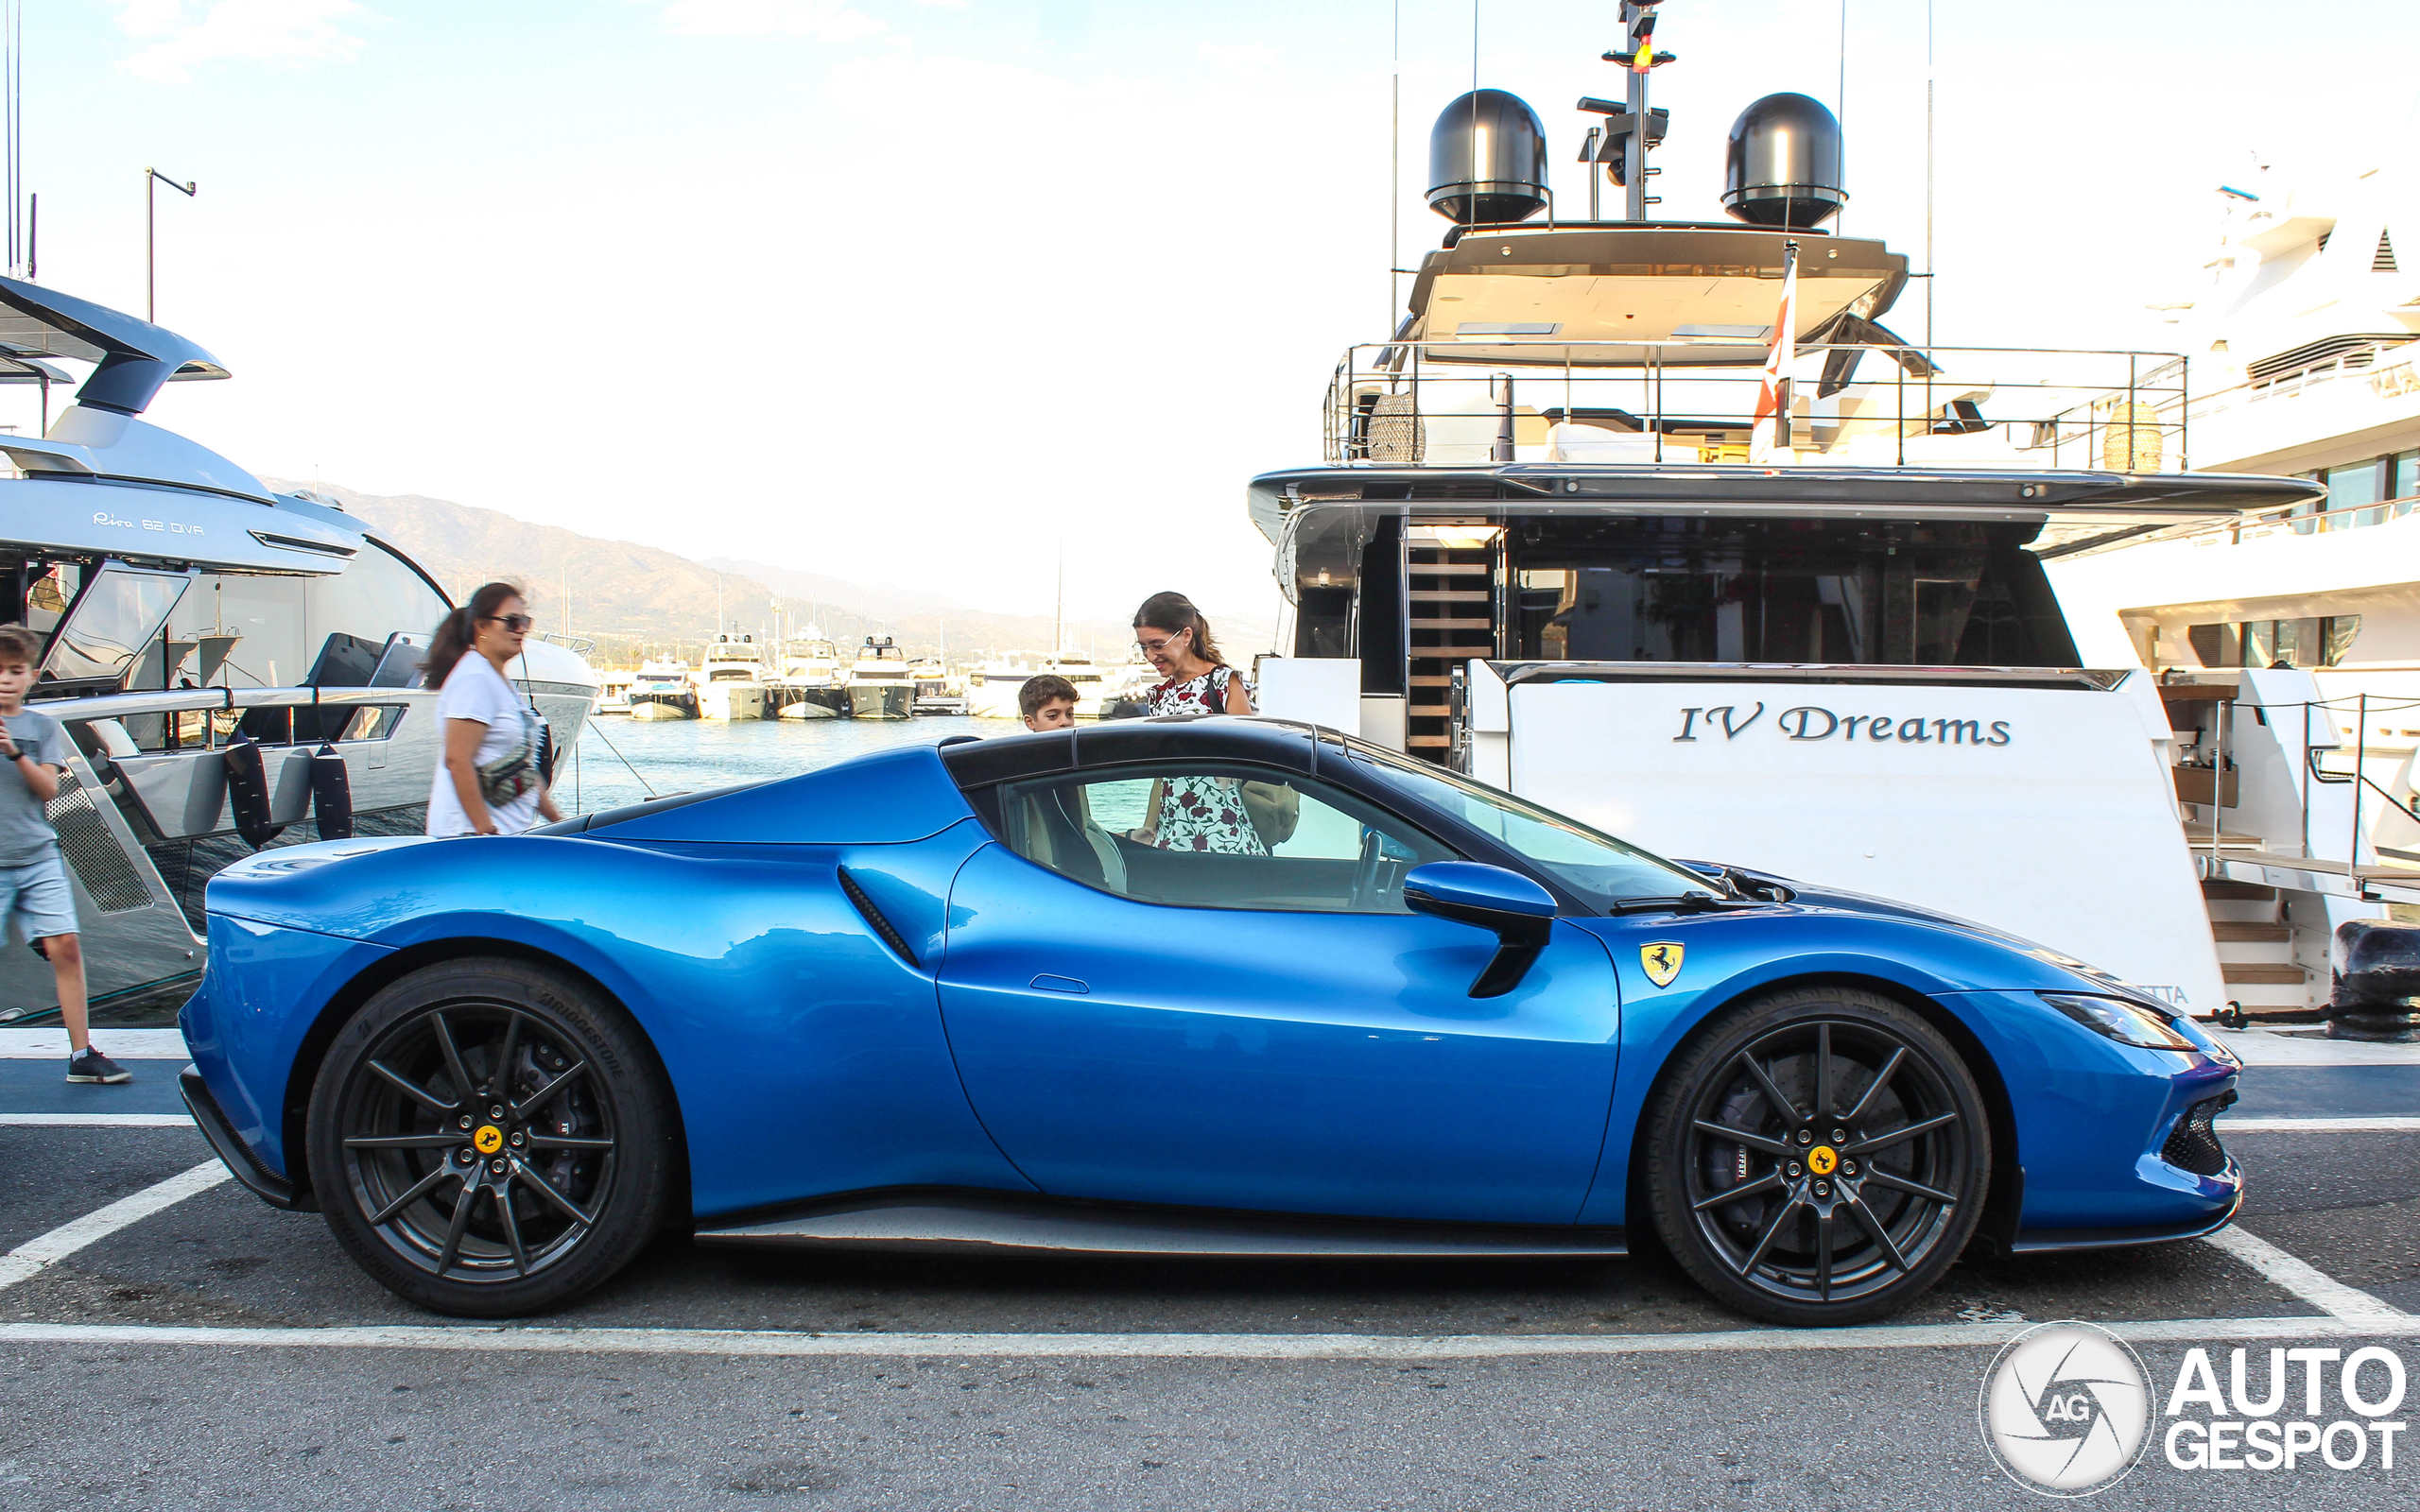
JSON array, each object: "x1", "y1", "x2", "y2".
[{"x1": 9, "y1": 0, "x2": 2418, "y2": 627}]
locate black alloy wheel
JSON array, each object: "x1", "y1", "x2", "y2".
[
  {"x1": 1643, "y1": 984, "x2": 1991, "y2": 1326},
  {"x1": 305, "y1": 957, "x2": 677, "y2": 1316}
]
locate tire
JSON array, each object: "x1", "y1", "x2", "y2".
[
  {"x1": 305, "y1": 956, "x2": 677, "y2": 1317},
  {"x1": 1642, "y1": 984, "x2": 1991, "y2": 1326}
]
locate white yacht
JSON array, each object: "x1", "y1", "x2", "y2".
[
  {"x1": 1098, "y1": 656, "x2": 1158, "y2": 718},
  {"x1": 692, "y1": 631, "x2": 769, "y2": 721},
  {"x1": 909, "y1": 658, "x2": 968, "y2": 715},
  {"x1": 1041, "y1": 650, "x2": 1111, "y2": 716},
  {"x1": 848, "y1": 636, "x2": 914, "y2": 719},
  {"x1": 968, "y1": 658, "x2": 1037, "y2": 720},
  {"x1": 1253, "y1": 56, "x2": 2336, "y2": 1023},
  {"x1": 2043, "y1": 157, "x2": 2420, "y2": 1016},
  {"x1": 627, "y1": 654, "x2": 697, "y2": 720},
  {"x1": 0, "y1": 275, "x2": 596, "y2": 1022},
  {"x1": 770, "y1": 629, "x2": 848, "y2": 719},
  {"x1": 594, "y1": 667, "x2": 635, "y2": 715}
]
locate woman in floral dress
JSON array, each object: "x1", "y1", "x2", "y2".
[{"x1": 1130, "y1": 591, "x2": 1263, "y2": 855}]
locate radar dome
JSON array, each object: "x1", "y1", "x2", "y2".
[
  {"x1": 1720, "y1": 93, "x2": 1845, "y2": 228},
  {"x1": 1426, "y1": 89, "x2": 1548, "y2": 225}
]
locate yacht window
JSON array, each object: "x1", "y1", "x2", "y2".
[
  {"x1": 171, "y1": 575, "x2": 307, "y2": 689},
  {"x1": 2202, "y1": 616, "x2": 2360, "y2": 670},
  {"x1": 306, "y1": 539, "x2": 449, "y2": 679},
  {"x1": 163, "y1": 541, "x2": 449, "y2": 694},
  {"x1": 1505, "y1": 517, "x2": 2078, "y2": 667},
  {"x1": 2394, "y1": 451, "x2": 2419, "y2": 507},
  {"x1": 41, "y1": 565, "x2": 193, "y2": 688},
  {"x1": 23, "y1": 563, "x2": 78, "y2": 639},
  {"x1": 2306, "y1": 459, "x2": 2385, "y2": 532}
]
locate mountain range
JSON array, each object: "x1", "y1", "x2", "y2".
[{"x1": 268, "y1": 481, "x2": 1272, "y2": 665}]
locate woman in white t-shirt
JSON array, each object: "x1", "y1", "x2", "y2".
[{"x1": 423, "y1": 582, "x2": 562, "y2": 837}]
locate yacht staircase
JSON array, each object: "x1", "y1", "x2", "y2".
[
  {"x1": 2200, "y1": 878, "x2": 2316, "y2": 1018},
  {"x1": 1405, "y1": 542, "x2": 1495, "y2": 758}
]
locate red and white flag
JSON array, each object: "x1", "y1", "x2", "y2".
[{"x1": 1750, "y1": 240, "x2": 1801, "y2": 462}]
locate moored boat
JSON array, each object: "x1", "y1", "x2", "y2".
[
  {"x1": 627, "y1": 655, "x2": 697, "y2": 720},
  {"x1": 693, "y1": 632, "x2": 769, "y2": 721},
  {"x1": 847, "y1": 636, "x2": 914, "y2": 719},
  {"x1": 1252, "y1": 48, "x2": 2330, "y2": 1021},
  {"x1": 770, "y1": 629, "x2": 849, "y2": 719},
  {"x1": 0, "y1": 275, "x2": 596, "y2": 1022}
]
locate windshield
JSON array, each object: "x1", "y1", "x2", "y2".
[{"x1": 1349, "y1": 744, "x2": 1717, "y2": 910}]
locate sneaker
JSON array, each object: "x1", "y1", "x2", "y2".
[{"x1": 65, "y1": 1048, "x2": 131, "y2": 1085}]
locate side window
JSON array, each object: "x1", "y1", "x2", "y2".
[{"x1": 995, "y1": 765, "x2": 1454, "y2": 914}]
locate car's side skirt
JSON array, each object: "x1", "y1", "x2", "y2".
[{"x1": 694, "y1": 1189, "x2": 1628, "y2": 1262}]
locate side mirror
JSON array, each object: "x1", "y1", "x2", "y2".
[{"x1": 1402, "y1": 861, "x2": 1559, "y2": 998}]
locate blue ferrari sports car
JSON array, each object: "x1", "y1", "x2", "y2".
[{"x1": 179, "y1": 717, "x2": 2242, "y2": 1325}]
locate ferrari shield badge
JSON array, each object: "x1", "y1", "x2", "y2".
[{"x1": 1640, "y1": 941, "x2": 1685, "y2": 988}]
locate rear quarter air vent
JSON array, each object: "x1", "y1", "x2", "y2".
[{"x1": 836, "y1": 866, "x2": 920, "y2": 969}]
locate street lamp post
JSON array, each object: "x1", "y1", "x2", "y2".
[{"x1": 144, "y1": 166, "x2": 196, "y2": 324}]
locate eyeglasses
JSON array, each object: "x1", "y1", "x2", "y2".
[
  {"x1": 483, "y1": 613, "x2": 535, "y2": 632},
  {"x1": 1134, "y1": 628, "x2": 1190, "y2": 655}
]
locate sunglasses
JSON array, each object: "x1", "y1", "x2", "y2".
[
  {"x1": 483, "y1": 613, "x2": 535, "y2": 632},
  {"x1": 1134, "y1": 628, "x2": 1190, "y2": 655}
]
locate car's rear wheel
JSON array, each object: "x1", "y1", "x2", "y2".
[
  {"x1": 1643, "y1": 984, "x2": 1990, "y2": 1326},
  {"x1": 305, "y1": 957, "x2": 676, "y2": 1316}
]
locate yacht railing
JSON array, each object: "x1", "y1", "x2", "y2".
[
  {"x1": 2179, "y1": 683, "x2": 2420, "y2": 906},
  {"x1": 1324, "y1": 340, "x2": 2192, "y2": 472},
  {"x1": 2177, "y1": 339, "x2": 2420, "y2": 431},
  {"x1": 34, "y1": 684, "x2": 437, "y2": 752}
]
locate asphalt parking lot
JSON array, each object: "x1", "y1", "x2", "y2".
[{"x1": 0, "y1": 1027, "x2": 2414, "y2": 1510}]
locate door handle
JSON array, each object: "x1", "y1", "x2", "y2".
[{"x1": 1028, "y1": 974, "x2": 1091, "y2": 995}]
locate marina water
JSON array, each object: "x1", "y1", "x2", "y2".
[{"x1": 561, "y1": 714, "x2": 987, "y2": 816}]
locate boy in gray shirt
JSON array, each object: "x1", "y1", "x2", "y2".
[{"x1": 0, "y1": 626, "x2": 126, "y2": 1083}]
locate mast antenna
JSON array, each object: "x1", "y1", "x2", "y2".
[{"x1": 1604, "y1": 1, "x2": 1672, "y2": 221}]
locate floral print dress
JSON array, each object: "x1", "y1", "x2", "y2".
[{"x1": 1146, "y1": 664, "x2": 1263, "y2": 855}]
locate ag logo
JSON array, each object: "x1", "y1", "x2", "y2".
[
  {"x1": 1979, "y1": 1321, "x2": 2151, "y2": 1496},
  {"x1": 1640, "y1": 942, "x2": 1684, "y2": 988}
]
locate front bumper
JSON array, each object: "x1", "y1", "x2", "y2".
[
  {"x1": 2013, "y1": 1184, "x2": 2243, "y2": 1253},
  {"x1": 1937, "y1": 989, "x2": 2242, "y2": 1241}
]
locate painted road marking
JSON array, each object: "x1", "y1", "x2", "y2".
[
  {"x1": 0, "y1": 1160, "x2": 229, "y2": 1292},
  {"x1": 2204, "y1": 1227, "x2": 2405, "y2": 1320},
  {"x1": 0, "y1": 1113, "x2": 193, "y2": 1127},
  {"x1": 0, "y1": 1315, "x2": 2417, "y2": 1360},
  {"x1": 0, "y1": 1029, "x2": 189, "y2": 1060},
  {"x1": 2225, "y1": 1116, "x2": 2420, "y2": 1132}
]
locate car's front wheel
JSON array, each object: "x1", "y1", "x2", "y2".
[
  {"x1": 1643, "y1": 984, "x2": 1991, "y2": 1326},
  {"x1": 304, "y1": 957, "x2": 677, "y2": 1316}
]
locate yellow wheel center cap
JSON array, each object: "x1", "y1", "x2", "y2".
[
  {"x1": 1807, "y1": 1144, "x2": 1838, "y2": 1177},
  {"x1": 473, "y1": 1125, "x2": 504, "y2": 1155}
]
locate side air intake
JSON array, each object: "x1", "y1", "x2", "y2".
[{"x1": 836, "y1": 866, "x2": 919, "y2": 969}]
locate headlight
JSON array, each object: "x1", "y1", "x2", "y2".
[{"x1": 2038, "y1": 992, "x2": 2197, "y2": 1051}]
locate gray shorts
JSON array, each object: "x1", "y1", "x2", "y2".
[{"x1": 0, "y1": 849, "x2": 77, "y2": 942}]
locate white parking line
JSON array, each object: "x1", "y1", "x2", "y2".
[
  {"x1": 2225, "y1": 1117, "x2": 2420, "y2": 1132},
  {"x1": 0, "y1": 1114, "x2": 194, "y2": 1127},
  {"x1": 2204, "y1": 1227, "x2": 2406, "y2": 1320},
  {"x1": 0, "y1": 1160, "x2": 229, "y2": 1292},
  {"x1": 0, "y1": 1314, "x2": 2416, "y2": 1360},
  {"x1": 0, "y1": 1029, "x2": 190, "y2": 1059}
]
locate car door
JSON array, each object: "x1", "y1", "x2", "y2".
[{"x1": 937, "y1": 761, "x2": 1622, "y2": 1226}]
